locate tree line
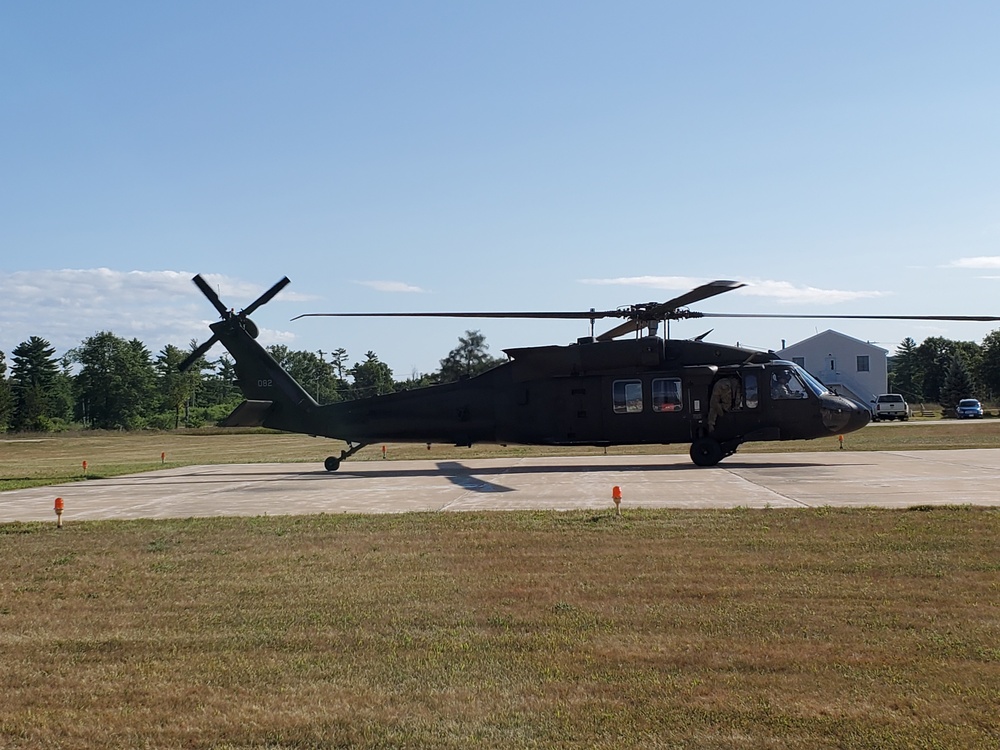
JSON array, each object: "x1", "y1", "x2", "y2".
[
  {"x1": 0, "y1": 329, "x2": 503, "y2": 432},
  {"x1": 889, "y1": 334, "x2": 1000, "y2": 408},
  {"x1": 1, "y1": 329, "x2": 998, "y2": 432}
]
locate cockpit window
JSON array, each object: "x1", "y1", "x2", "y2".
[
  {"x1": 792, "y1": 364, "x2": 831, "y2": 397},
  {"x1": 770, "y1": 361, "x2": 830, "y2": 399},
  {"x1": 770, "y1": 368, "x2": 806, "y2": 400}
]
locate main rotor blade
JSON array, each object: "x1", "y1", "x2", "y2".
[
  {"x1": 654, "y1": 280, "x2": 745, "y2": 312},
  {"x1": 292, "y1": 281, "x2": 746, "y2": 327},
  {"x1": 242, "y1": 276, "x2": 291, "y2": 317},
  {"x1": 292, "y1": 310, "x2": 627, "y2": 321},
  {"x1": 178, "y1": 335, "x2": 219, "y2": 372},
  {"x1": 596, "y1": 280, "x2": 746, "y2": 341},
  {"x1": 697, "y1": 313, "x2": 1000, "y2": 322},
  {"x1": 596, "y1": 318, "x2": 643, "y2": 341},
  {"x1": 192, "y1": 274, "x2": 229, "y2": 317}
]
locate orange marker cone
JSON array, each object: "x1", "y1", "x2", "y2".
[
  {"x1": 612, "y1": 486, "x2": 622, "y2": 516},
  {"x1": 54, "y1": 497, "x2": 64, "y2": 529}
]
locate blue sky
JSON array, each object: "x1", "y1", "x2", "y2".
[{"x1": 3, "y1": 2, "x2": 1000, "y2": 376}]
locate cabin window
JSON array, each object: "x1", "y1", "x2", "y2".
[
  {"x1": 856, "y1": 355, "x2": 869, "y2": 372},
  {"x1": 612, "y1": 380, "x2": 643, "y2": 414},
  {"x1": 652, "y1": 378, "x2": 682, "y2": 412},
  {"x1": 791, "y1": 357, "x2": 805, "y2": 368},
  {"x1": 744, "y1": 373, "x2": 759, "y2": 408}
]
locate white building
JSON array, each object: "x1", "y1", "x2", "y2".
[{"x1": 777, "y1": 330, "x2": 888, "y2": 406}]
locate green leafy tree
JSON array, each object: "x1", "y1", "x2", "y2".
[
  {"x1": 350, "y1": 351, "x2": 394, "y2": 398},
  {"x1": 394, "y1": 369, "x2": 436, "y2": 392},
  {"x1": 201, "y1": 354, "x2": 241, "y2": 406},
  {"x1": 913, "y1": 337, "x2": 958, "y2": 402},
  {"x1": 265, "y1": 344, "x2": 292, "y2": 368},
  {"x1": 286, "y1": 350, "x2": 334, "y2": 403},
  {"x1": 267, "y1": 346, "x2": 346, "y2": 403},
  {"x1": 0, "y1": 351, "x2": 13, "y2": 431},
  {"x1": 976, "y1": 329, "x2": 1000, "y2": 400},
  {"x1": 437, "y1": 330, "x2": 504, "y2": 383},
  {"x1": 155, "y1": 344, "x2": 202, "y2": 428},
  {"x1": 940, "y1": 356, "x2": 976, "y2": 412},
  {"x1": 9, "y1": 336, "x2": 62, "y2": 431},
  {"x1": 73, "y1": 332, "x2": 157, "y2": 429},
  {"x1": 49, "y1": 356, "x2": 76, "y2": 427}
]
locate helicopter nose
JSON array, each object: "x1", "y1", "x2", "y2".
[
  {"x1": 821, "y1": 397, "x2": 871, "y2": 434},
  {"x1": 845, "y1": 402, "x2": 872, "y2": 433}
]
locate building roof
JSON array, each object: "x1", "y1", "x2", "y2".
[{"x1": 778, "y1": 329, "x2": 888, "y2": 355}]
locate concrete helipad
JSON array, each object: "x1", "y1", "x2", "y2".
[{"x1": 2, "y1": 449, "x2": 999, "y2": 523}]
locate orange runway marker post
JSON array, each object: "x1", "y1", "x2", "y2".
[
  {"x1": 54, "y1": 497, "x2": 64, "y2": 529},
  {"x1": 382, "y1": 445, "x2": 386, "y2": 459},
  {"x1": 838, "y1": 434, "x2": 844, "y2": 450},
  {"x1": 161, "y1": 452, "x2": 166, "y2": 464},
  {"x1": 612, "y1": 485, "x2": 622, "y2": 516},
  {"x1": 82, "y1": 460, "x2": 88, "y2": 477}
]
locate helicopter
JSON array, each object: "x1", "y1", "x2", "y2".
[{"x1": 179, "y1": 274, "x2": 1000, "y2": 469}]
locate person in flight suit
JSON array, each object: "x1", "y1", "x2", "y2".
[
  {"x1": 770, "y1": 370, "x2": 795, "y2": 400},
  {"x1": 707, "y1": 376, "x2": 739, "y2": 432}
]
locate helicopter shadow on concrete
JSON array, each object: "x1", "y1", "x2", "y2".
[{"x1": 325, "y1": 458, "x2": 848, "y2": 493}]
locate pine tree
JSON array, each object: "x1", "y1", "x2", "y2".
[
  {"x1": 890, "y1": 337, "x2": 921, "y2": 400},
  {"x1": 940, "y1": 356, "x2": 976, "y2": 412},
  {"x1": 10, "y1": 336, "x2": 60, "y2": 431}
]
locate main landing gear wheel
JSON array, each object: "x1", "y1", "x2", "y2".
[
  {"x1": 690, "y1": 437, "x2": 724, "y2": 467},
  {"x1": 324, "y1": 456, "x2": 341, "y2": 472}
]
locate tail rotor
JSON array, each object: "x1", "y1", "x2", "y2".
[{"x1": 179, "y1": 274, "x2": 290, "y2": 372}]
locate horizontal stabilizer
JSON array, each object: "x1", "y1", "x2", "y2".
[{"x1": 221, "y1": 400, "x2": 274, "y2": 428}]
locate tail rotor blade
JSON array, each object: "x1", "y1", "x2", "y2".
[
  {"x1": 193, "y1": 274, "x2": 229, "y2": 317},
  {"x1": 179, "y1": 335, "x2": 219, "y2": 372},
  {"x1": 242, "y1": 276, "x2": 290, "y2": 317}
]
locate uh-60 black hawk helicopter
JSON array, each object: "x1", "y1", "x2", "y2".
[{"x1": 180, "y1": 274, "x2": 1000, "y2": 469}]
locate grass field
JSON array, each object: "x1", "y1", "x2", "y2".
[
  {"x1": 2, "y1": 509, "x2": 998, "y2": 749},
  {"x1": 1, "y1": 427, "x2": 998, "y2": 748}
]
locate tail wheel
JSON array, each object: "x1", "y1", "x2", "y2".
[
  {"x1": 324, "y1": 456, "x2": 341, "y2": 472},
  {"x1": 690, "y1": 437, "x2": 724, "y2": 467}
]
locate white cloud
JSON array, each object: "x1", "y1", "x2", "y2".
[
  {"x1": 737, "y1": 280, "x2": 886, "y2": 305},
  {"x1": 0, "y1": 268, "x2": 301, "y2": 355},
  {"x1": 354, "y1": 280, "x2": 426, "y2": 293},
  {"x1": 578, "y1": 276, "x2": 886, "y2": 305},
  {"x1": 579, "y1": 275, "x2": 707, "y2": 291},
  {"x1": 947, "y1": 256, "x2": 1000, "y2": 269}
]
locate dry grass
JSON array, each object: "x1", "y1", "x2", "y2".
[
  {"x1": 3, "y1": 420, "x2": 1000, "y2": 491},
  {"x1": 2, "y1": 427, "x2": 998, "y2": 747},
  {"x1": 1, "y1": 509, "x2": 997, "y2": 749}
]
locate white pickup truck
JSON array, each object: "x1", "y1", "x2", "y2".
[{"x1": 871, "y1": 393, "x2": 910, "y2": 421}]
